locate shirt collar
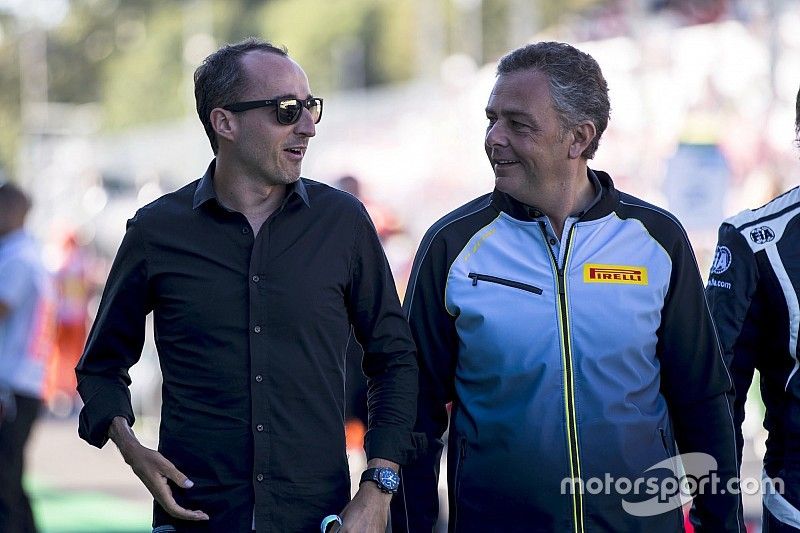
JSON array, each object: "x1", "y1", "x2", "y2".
[
  {"x1": 192, "y1": 160, "x2": 217, "y2": 209},
  {"x1": 193, "y1": 159, "x2": 311, "y2": 210},
  {"x1": 290, "y1": 177, "x2": 310, "y2": 207}
]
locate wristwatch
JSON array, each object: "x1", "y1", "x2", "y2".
[{"x1": 359, "y1": 467, "x2": 400, "y2": 494}]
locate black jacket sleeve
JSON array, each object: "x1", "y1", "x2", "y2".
[
  {"x1": 391, "y1": 230, "x2": 459, "y2": 532},
  {"x1": 76, "y1": 215, "x2": 151, "y2": 448},
  {"x1": 705, "y1": 223, "x2": 759, "y2": 467},
  {"x1": 657, "y1": 221, "x2": 743, "y2": 532}
]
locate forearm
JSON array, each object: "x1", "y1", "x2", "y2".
[
  {"x1": 77, "y1": 217, "x2": 150, "y2": 447},
  {"x1": 338, "y1": 454, "x2": 398, "y2": 532},
  {"x1": 108, "y1": 416, "x2": 143, "y2": 463},
  {"x1": 363, "y1": 359, "x2": 418, "y2": 462},
  {"x1": 357, "y1": 458, "x2": 397, "y2": 502},
  {"x1": 77, "y1": 374, "x2": 136, "y2": 448}
]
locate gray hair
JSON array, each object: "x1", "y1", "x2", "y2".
[
  {"x1": 194, "y1": 37, "x2": 288, "y2": 154},
  {"x1": 497, "y1": 41, "x2": 610, "y2": 159}
]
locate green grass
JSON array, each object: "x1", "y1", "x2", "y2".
[{"x1": 28, "y1": 479, "x2": 151, "y2": 533}]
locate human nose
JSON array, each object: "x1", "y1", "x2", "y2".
[
  {"x1": 485, "y1": 120, "x2": 507, "y2": 148},
  {"x1": 294, "y1": 108, "x2": 316, "y2": 137}
]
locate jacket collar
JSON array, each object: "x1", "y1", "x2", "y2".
[{"x1": 490, "y1": 168, "x2": 616, "y2": 222}]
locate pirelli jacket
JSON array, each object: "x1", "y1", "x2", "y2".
[
  {"x1": 706, "y1": 186, "x2": 800, "y2": 528},
  {"x1": 391, "y1": 170, "x2": 742, "y2": 532}
]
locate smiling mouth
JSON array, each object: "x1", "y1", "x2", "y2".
[
  {"x1": 494, "y1": 159, "x2": 519, "y2": 167},
  {"x1": 285, "y1": 147, "x2": 305, "y2": 156}
]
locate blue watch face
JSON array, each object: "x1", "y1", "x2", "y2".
[{"x1": 379, "y1": 469, "x2": 399, "y2": 490}]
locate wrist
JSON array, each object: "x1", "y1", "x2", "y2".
[
  {"x1": 358, "y1": 479, "x2": 394, "y2": 502},
  {"x1": 360, "y1": 466, "x2": 400, "y2": 494},
  {"x1": 108, "y1": 416, "x2": 141, "y2": 461}
]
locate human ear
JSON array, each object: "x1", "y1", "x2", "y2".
[
  {"x1": 211, "y1": 108, "x2": 236, "y2": 144},
  {"x1": 569, "y1": 121, "x2": 597, "y2": 159}
]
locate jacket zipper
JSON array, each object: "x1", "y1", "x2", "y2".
[
  {"x1": 468, "y1": 273, "x2": 543, "y2": 295},
  {"x1": 540, "y1": 222, "x2": 584, "y2": 533}
]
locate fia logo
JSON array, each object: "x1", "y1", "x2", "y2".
[
  {"x1": 710, "y1": 246, "x2": 731, "y2": 275},
  {"x1": 750, "y1": 226, "x2": 775, "y2": 244}
]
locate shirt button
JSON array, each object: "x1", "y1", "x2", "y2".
[
  {"x1": 253, "y1": 325, "x2": 262, "y2": 334},
  {"x1": 256, "y1": 474, "x2": 264, "y2": 482},
  {"x1": 255, "y1": 374, "x2": 263, "y2": 382},
  {"x1": 256, "y1": 424, "x2": 264, "y2": 432},
  {"x1": 549, "y1": 238, "x2": 557, "y2": 245},
  {"x1": 252, "y1": 275, "x2": 260, "y2": 283},
  {"x1": 242, "y1": 226, "x2": 250, "y2": 234}
]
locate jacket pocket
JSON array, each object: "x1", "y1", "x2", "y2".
[{"x1": 468, "y1": 272, "x2": 543, "y2": 295}]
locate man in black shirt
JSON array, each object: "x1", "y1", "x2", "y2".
[{"x1": 76, "y1": 38, "x2": 418, "y2": 532}]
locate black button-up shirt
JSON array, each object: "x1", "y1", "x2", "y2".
[{"x1": 76, "y1": 161, "x2": 418, "y2": 532}]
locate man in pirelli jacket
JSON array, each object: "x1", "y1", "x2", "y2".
[
  {"x1": 706, "y1": 86, "x2": 800, "y2": 531},
  {"x1": 391, "y1": 41, "x2": 742, "y2": 532}
]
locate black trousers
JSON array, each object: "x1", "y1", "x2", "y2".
[{"x1": 0, "y1": 394, "x2": 41, "y2": 533}]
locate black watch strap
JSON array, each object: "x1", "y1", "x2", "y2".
[{"x1": 359, "y1": 467, "x2": 399, "y2": 494}]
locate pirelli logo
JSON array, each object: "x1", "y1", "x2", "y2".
[{"x1": 583, "y1": 264, "x2": 648, "y2": 285}]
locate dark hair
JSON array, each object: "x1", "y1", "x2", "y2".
[
  {"x1": 0, "y1": 181, "x2": 31, "y2": 217},
  {"x1": 497, "y1": 41, "x2": 610, "y2": 159},
  {"x1": 194, "y1": 37, "x2": 288, "y2": 154},
  {"x1": 795, "y1": 84, "x2": 800, "y2": 148}
]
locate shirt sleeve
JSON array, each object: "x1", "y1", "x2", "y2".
[
  {"x1": 705, "y1": 223, "x2": 759, "y2": 466},
  {"x1": 657, "y1": 222, "x2": 743, "y2": 532},
  {"x1": 0, "y1": 255, "x2": 37, "y2": 390},
  {"x1": 391, "y1": 230, "x2": 459, "y2": 533},
  {"x1": 0, "y1": 255, "x2": 36, "y2": 311},
  {"x1": 347, "y1": 204, "x2": 419, "y2": 465},
  {"x1": 76, "y1": 215, "x2": 152, "y2": 448}
]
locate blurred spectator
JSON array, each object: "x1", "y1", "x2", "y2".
[
  {"x1": 45, "y1": 231, "x2": 97, "y2": 417},
  {"x1": 334, "y1": 175, "x2": 403, "y2": 242},
  {"x1": 0, "y1": 181, "x2": 55, "y2": 533}
]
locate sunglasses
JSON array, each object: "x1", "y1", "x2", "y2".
[{"x1": 223, "y1": 96, "x2": 323, "y2": 125}]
